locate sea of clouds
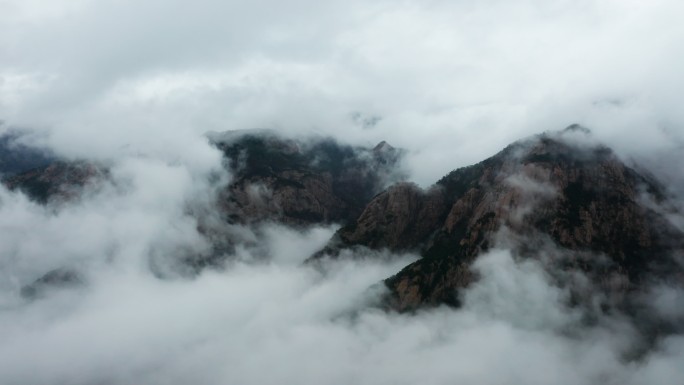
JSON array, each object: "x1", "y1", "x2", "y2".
[{"x1": 1, "y1": 0, "x2": 684, "y2": 383}]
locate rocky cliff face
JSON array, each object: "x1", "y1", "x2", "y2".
[
  {"x1": 315, "y1": 127, "x2": 684, "y2": 312},
  {"x1": 6, "y1": 130, "x2": 406, "y2": 287},
  {"x1": 214, "y1": 132, "x2": 405, "y2": 226},
  {"x1": 3, "y1": 130, "x2": 405, "y2": 279},
  {"x1": 3, "y1": 131, "x2": 404, "y2": 223}
]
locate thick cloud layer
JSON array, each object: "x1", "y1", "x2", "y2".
[
  {"x1": 2, "y1": 0, "x2": 684, "y2": 184},
  {"x1": 0, "y1": 142, "x2": 681, "y2": 384},
  {"x1": 1, "y1": 211, "x2": 683, "y2": 385},
  {"x1": 1, "y1": 1, "x2": 684, "y2": 384}
]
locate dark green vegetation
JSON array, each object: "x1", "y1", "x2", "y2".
[
  {"x1": 6, "y1": 128, "x2": 683, "y2": 322},
  {"x1": 2, "y1": 130, "x2": 406, "y2": 282},
  {"x1": 216, "y1": 133, "x2": 405, "y2": 225},
  {"x1": 3, "y1": 162, "x2": 105, "y2": 204},
  {"x1": 0, "y1": 131, "x2": 54, "y2": 177}
]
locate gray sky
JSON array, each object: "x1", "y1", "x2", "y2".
[{"x1": 1, "y1": 0, "x2": 683, "y2": 184}]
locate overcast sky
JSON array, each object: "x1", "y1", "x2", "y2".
[
  {"x1": 2, "y1": 0, "x2": 683, "y2": 184},
  {"x1": 1, "y1": 1, "x2": 684, "y2": 384}
]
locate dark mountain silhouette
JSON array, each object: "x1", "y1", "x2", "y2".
[
  {"x1": 3, "y1": 130, "x2": 405, "y2": 217},
  {"x1": 6, "y1": 127, "x2": 683, "y2": 325},
  {"x1": 0, "y1": 131, "x2": 54, "y2": 177},
  {"x1": 312, "y1": 127, "x2": 684, "y2": 315},
  {"x1": 4, "y1": 161, "x2": 106, "y2": 204},
  {"x1": 212, "y1": 131, "x2": 405, "y2": 226},
  {"x1": 5, "y1": 130, "x2": 406, "y2": 285}
]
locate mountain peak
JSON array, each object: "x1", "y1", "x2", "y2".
[
  {"x1": 313, "y1": 129, "x2": 684, "y2": 313},
  {"x1": 563, "y1": 123, "x2": 592, "y2": 134},
  {"x1": 373, "y1": 140, "x2": 394, "y2": 152}
]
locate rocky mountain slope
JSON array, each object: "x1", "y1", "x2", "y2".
[
  {"x1": 4, "y1": 161, "x2": 106, "y2": 204},
  {"x1": 5, "y1": 127, "x2": 683, "y2": 322},
  {"x1": 314, "y1": 126, "x2": 684, "y2": 313},
  {"x1": 2, "y1": 130, "x2": 406, "y2": 285},
  {"x1": 212, "y1": 131, "x2": 405, "y2": 226}
]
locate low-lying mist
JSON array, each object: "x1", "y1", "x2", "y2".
[
  {"x1": 0, "y1": 140, "x2": 682, "y2": 385},
  {"x1": 2, "y1": 0, "x2": 684, "y2": 383}
]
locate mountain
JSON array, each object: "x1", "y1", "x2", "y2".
[
  {"x1": 2, "y1": 131, "x2": 405, "y2": 219},
  {"x1": 6, "y1": 127, "x2": 683, "y2": 321},
  {"x1": 313, "y1": 126, "x2": 684, "y2": 314},
  {"x1": 0, "y1": 131, "x2": 54, "y2": 177},
  {"x1": 187, "y1": 132, "x2": 405, "y2": 271},
  {"x1": 4, "y1": 161, "x2": 106, "y2": 204},
  {"x1": 212, "y1": 131, "x2": 405, "y2": 226},
  {"x1": 4, "y1": 131, "x2": 406, "y2": 287}
]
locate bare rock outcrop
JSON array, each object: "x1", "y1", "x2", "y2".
[
  {"x1": 214, "y1": 132, "x2": 406, "y2": 226},
  {"x1": 313, "y1": 127, "x2": 684, "y2": 312}
]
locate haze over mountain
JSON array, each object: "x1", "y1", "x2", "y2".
[
  {"x1": 2, "y1": 125, "x2": 683, "y2": 384},
  {"x1": 2, "y1": 0, "x2": 684, "y2": 384},
  {"x1": 316, "y1": 127, "x2": 684, "y2": 313}
]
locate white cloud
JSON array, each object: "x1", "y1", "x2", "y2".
[
  {"x1": 1, "y1": 0, "x2": 684, "y2": 383},
  {"x1": 1, "y1": 226, "x2": 681, "y2": 385},
  {"x1": 1, "y1": 0, "x2": 682, "y2": 182}
]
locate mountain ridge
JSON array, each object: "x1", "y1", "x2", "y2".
[
  {"x1": 312, "y1": 127, "x2": 684, "y2": 313},
  {"x1": 4, "y1": 127, "x2": 683, "y2": 322}
]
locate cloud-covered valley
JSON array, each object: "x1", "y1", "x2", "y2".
[{"x1": 1, "y1": 0, "x2": 684, "y2": 384}]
